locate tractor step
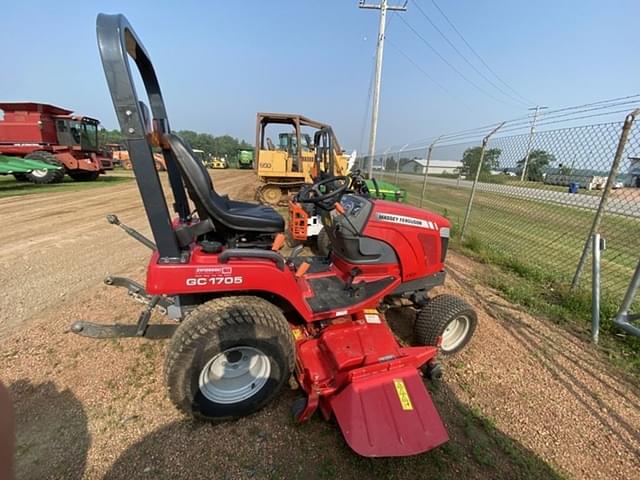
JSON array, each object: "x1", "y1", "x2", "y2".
[
  {"x1": 330, "y1": 367, "x2": 448, "y2": 457},
  {"x1": 70, "y1": 320, "x2": 177, "y2": 339}
]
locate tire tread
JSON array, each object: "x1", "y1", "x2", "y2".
[{"x1": 164, "y1": 296, "x2": 294, "y2": 420}]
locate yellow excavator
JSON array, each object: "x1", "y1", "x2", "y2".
[{"x1": 254, "y1": 113, "x2": 350, "y2": 205}]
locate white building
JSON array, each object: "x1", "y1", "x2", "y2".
[{"x1": 399, "y1": 158, "x2": 462, "y2": 175}]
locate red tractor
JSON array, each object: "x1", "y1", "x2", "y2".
[
  {"x1": 71, "y1": 14, "x2": 478, "y2": 458},
  {"x1": 0, "y1": 102, "x2": 113, "y2": 184}
]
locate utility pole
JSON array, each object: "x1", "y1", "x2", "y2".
[
  {"x1": 520, "y1": 105, "x2": 547, "y2": 181},
  {"x1": 359, "y1": 0, "x2": 407, "y2": 178}
]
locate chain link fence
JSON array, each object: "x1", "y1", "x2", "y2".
[{"x1": 356, "y1": 109, "x2": 640, "y2": 309}]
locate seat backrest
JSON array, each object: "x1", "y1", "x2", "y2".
[{"x1": 165, "y1": 133, "x2": 231, "y2": 225}]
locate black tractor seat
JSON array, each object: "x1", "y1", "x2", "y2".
[{"x1": 167, "y1": 134, "x2": 284, "y2": 233}]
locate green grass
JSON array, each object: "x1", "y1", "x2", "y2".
[
  {"x1": 0, "y1": 171, "x2": 134, "y2": 198},
  {"x1": 391, "y1": 176, "x2": 639, "y2": 301},
  {"x1": 377, "y1": 172, "x2": 640, "y2": 375},
  {"x1": 459, "y1": 235, "x2": 640, "y2": 374}
]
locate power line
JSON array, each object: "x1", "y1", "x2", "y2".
[
  {"x1": 388, "y1": 99, "x2": 640, "y2": 149},
  {"x1": 429, "y1": 0, "x2": 536, "y2": 105},
  {"x1": 396, "y1": 14, "x2": 526, "y2": 109},
  {"x1": 385, "y1": 38, "x2": 471, "y2": 109},
  {"x1": 411, "y1": 0, "x2": 529, "y2": 107},
  {"x1": 540, "y1": 94, "x2": 640, "y2": 115},
  {"x1": 442, "y1": 98, "x2": 640, "y2": 139},
  {"x1": 497, "y1": 107, "x2": 639, "y2": 135}
]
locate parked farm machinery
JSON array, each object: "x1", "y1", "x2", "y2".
[{"x1": 0, "y1": 102, "x2": 113, "y2": 183}]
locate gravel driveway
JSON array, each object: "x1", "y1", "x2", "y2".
[{"x1": 1, "y1": 169, "x2": 638, "y2": 479}]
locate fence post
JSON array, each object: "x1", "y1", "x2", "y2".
[
  {"x1": 591, "y1": 233, "x2": 602, "y2": 344},
  {"x1": 571, "y1": 108, "x2": 640, "y2": 290},
  {"x1": 460, "y1": 122, "x2": 505, "y2": 241},
  {"x1": 394, "y1": 143, "x2": 409, "y2": 185},
  {"x1": 420, "y1": 135, "x2": 443, "y2": 208},
  {"x1": 614, "y1": 258, "x2": 640, "y2": 337},
  {"x1": 380, "y1": 147, "x2": 390, "y2": 181}
]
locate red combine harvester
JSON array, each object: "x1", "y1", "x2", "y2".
[
  {"x1": 0, "y1": 102, "x2": 113, "y2": 183},
  {"x1": 71, "y1": 14, "x2": 478, "y2": 458}
]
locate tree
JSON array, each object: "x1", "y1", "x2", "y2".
[
  {"x1": 384, "y1": 156, "x2": 397, "y2": 172},
  {"x1": 100, "y1": 126, "x2": 250, "y2": 158},
  {"x1": 98, "y1": 129, "x2": 123, "y2": 148},
  {"x1": 460, "y1": 147, "x2": 501, "y2": 177},
  {"x1": 516, "y1": 149, "x2": 555, "y2": 182},
  {"x1": 558, "y1": 164, "x2": 573, "y2": 176}
]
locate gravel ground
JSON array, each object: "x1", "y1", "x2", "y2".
[{"x1": 1, "y1": 169, "x2": 638, "y2": 479}]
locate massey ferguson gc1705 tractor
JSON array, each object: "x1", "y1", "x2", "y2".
[
  {"x1": 0, "y1": 102, "x2": 112, "y2": 183},
  {"x1": 72, "y1": 14, "x2": 477, "y2": 457}
]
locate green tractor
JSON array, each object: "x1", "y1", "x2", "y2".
[
  {"x1": 364, "y1": 177, "x2": 407, "y2": 203},
  {"x1": 237, "y1": 149, "x2": 254, "y2": 169}
]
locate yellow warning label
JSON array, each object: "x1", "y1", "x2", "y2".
[
  {"x1": 291, "y1": 328, "x2": 304, "y2": 340},
  {"x1": 393, "y1": 378, "x2": 413, "y2": 411}
]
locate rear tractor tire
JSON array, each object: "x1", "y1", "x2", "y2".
[
  {"x1": 165, "y1": 296, "x2": 295, "y2": 421},
  {"x1": 25, "y1": 151, "x2": 65, "y2": 184},
  {"x1": 414, "y1": 294, "x2": 477, "y2": 355},
  {"x1": 68, "y1": 170, "x2": 100, "y2": 182}
]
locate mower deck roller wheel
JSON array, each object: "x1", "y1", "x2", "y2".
[
  {"x1": 25, "y1": 151, "x2": 65, "y2": 184},
  {"x1": 165, "y1": 296, "x2": 295, "y2": 421},
  {"x1": 414, "y1": 294, "x2": 477, "y2": 355}
]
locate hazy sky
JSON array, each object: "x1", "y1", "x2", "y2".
[{"x1": 1, "y1": 1, "x2": 638, "y2": 151}]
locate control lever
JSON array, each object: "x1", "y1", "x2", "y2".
[
  {"x1": 106, "y1": 214, "x2": 157, "y2": 250},
  {"x1": 289, "y1": 244, "x2": 304, "y2": 259},
  {"x1": 334, "y1": 202, "x2": 360, "y2": 236},
  {"x1": 345, "y1": 267, "x2": 363, "y2": 293}
]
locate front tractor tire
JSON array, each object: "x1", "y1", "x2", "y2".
[
  {"x1": 165, "y1": 296, "x2": 295, "y2": 422},
  {"x1": 25, "y1": 151, "x2": 65, "y2": 184},
  {"x1": 414, "y1": 294, "x2": 477, "y2": 355},
  {"x1": 68, "y1": 170, "x2": 100, "y2": 182}
]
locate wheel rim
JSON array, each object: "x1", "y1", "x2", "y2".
[
  {"x1": 198, "y1": 346, "x2": 271, "y2": 404},
  {"x1": 441, "y1": 315, "x2": 471, "y2": 352},
  {"x1": 30, "y1": 169, "x2": 49, "y2": 178}
]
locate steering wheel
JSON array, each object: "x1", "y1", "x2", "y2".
[
  {"x1": 298, "y1": 175, "x2": 349, "y2": 207},
  {"x1": 349, "y1": 169, "x2": 370, "y2": 197}
]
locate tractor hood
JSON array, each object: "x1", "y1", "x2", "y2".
[{"x1": 370, "y1": 199, "x2": 450, "y2": 232}]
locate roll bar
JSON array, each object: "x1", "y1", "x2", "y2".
[
  {"x1": 313, "y1": 127, "x2": 336, "y2": 177},
  {"x1": 96, "y1": 13, "x2": 189, "y2": 261}
]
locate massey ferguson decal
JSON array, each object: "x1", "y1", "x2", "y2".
[
  {"x1": 376, "y1": 213, "x2": 438, "y2": 230},
  {"x1": 186, "y1": 266, "x2": 243, "y2": 286}
]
